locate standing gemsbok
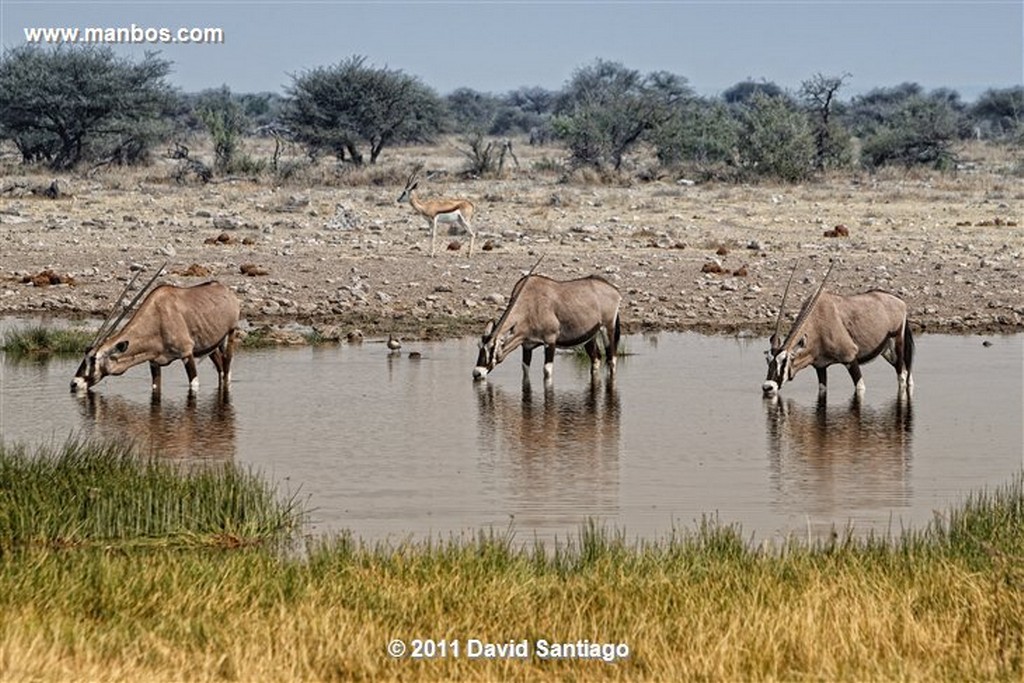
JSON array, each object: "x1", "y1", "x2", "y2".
[
  {"x1": 763, "y1": 262, "x2": 914, "y2": 398},
  {"x1": 72, "y1": 268, "x2": 240, "y2": 394},
  {"x1": 473, "y1": 261, "x2": 621, "y2": 382},
  {"x1": 397, "y1": 167, "x2": 476, "y2": 257}
]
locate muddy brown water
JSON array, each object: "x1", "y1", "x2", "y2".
[{"x1": 1, "y1": 323, "x2": 1020, "y2": 545}]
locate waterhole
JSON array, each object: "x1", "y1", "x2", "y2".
[{"x1": 1, "y1": 326, "x2": 1020, "y2": 545}]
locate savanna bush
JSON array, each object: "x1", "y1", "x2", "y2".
[{"x1": 737, "y1": 93, "x2": 816, "y2": 182}]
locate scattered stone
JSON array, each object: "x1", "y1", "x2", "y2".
[
  {"x1": 325, "y1": 204, "x2": 360, "y2": 230},
  {"x1": 204, "y1": 232, "x2": 236, "y2": 245},
  {"x1": 213, "y1": 216, "x2": 242, "y2": 230},
  {"x1": 279, "y1": 195, "x2": 309, "y2": 212},
  {"x1": 976, "y1": 216, "x2": 1020, "y2": 227},
  {"x1": 240, "y1": 263, "x2": 269, "y2": 277},
  {"x1": 23, "y1": 270, "x2": 75, "y2": 287},
  {"x1": 701, "y1": 262, "x2": 724, "y2": 274},
  {"x1": 175, "y1": 263, "x2": 212, "y2": 277},
  {"x1": 312, "y1": 324, "x2": 341, "y2": 342},
  {"x1": 823, "y1": 224, "x2": 849, "y2": 238}
]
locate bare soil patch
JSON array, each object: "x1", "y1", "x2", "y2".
[{"x1": 1, "y1": 142, "x2": 1021, "y2": 343}]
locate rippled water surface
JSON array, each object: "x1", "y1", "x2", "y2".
[{"x1": 2, "y1": 324, "x2": 1020, "y2": 545}]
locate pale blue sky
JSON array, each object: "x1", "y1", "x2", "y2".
[{"x1": 2, "y1": 1, "x2": 1021, "y2": 99}]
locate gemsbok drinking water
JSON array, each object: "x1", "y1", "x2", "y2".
[
  {"x1": 473, "y1": 262, "x2": 621, "y2": 382},
  {"x1": 72, "y1": 268, "x2": 240, "y2": 394},
  {"x1": 763, "y1": 262, "x2": 914, "y2": 398}
]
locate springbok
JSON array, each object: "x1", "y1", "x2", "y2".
[
  {"x1": 72, "y1": 270, "x2": 240, "y2": 394},
  {"x1": 397, "y1": 168, "x2": 476, "y2": 257},
  {"x1": 473, "y1": 261, "x2": 622, "y2": 382},
  {"x1": 763, "y1": 262, "x2": 914, "y2": 398}
]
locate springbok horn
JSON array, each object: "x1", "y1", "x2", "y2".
[
  {"x1": 773, "y1": 263, "x2": 799, "y2": 343},
  {"x1": 96, "y1": 262, "x2": 167, "y2": 345},
  {"x1": 405, "y1": 163, "x2": 424, "y2": 188}
]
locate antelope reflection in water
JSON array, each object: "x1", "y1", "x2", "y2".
[
  {"x1": 76, "y1": 390, "x2": 236, "y2": 462},
  {"x1": 765, "y1": 395, "x2": 914, "y2": 522},
  {"x1": 475, "y1": 378, "x2": 621, "y2": 523}
]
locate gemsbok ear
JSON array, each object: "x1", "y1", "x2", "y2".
[{"x1": 482, "y1": 319, "x2": 495, "y2": 338}]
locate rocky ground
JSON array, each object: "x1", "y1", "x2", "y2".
[{"x1": 1, "y1": 142, "x2": 1021, "y2": 345}]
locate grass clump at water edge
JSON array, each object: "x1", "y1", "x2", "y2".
[
  {"x1": 1, "y1": 325, "x2": 92, "y2": 359},
  {"x1": 0, "y1": 438, "x2": 302, "y2": 549}
]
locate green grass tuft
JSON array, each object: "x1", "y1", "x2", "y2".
[
  {"x1": 0, "y1": 438, "x2": 303, "y2": 549},
  {"x1": 1, "y1": 325, "x2": 92, "y2": 359}
]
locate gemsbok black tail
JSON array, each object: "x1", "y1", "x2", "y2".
[{"x1": 904, "y1": 320, "x2": 915, "y2": 375}]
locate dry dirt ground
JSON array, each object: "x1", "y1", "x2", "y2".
[{"x1": 1, "y1": 141, "x2": 1021, "y2": 346}]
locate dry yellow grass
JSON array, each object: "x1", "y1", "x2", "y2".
[{"x1": 1, "y1": 520, "x2": 1022, "y2": 682}]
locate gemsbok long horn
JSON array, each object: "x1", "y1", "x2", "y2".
[
  {"x1": 773, "y1": 263, "x2": 799, "y2": 344},
  {"x1": 95, "y1": 262, "x2": 167, "y2": 346},
  {"x1": 88, "y1": 268, "x2": 145, "y2": 349},
  {"x1": 491, "y1": 255, "x2": 547, "y2": 334},
  {"x1": 791, "y1": 260, "x2": 837, "y2": 332}
]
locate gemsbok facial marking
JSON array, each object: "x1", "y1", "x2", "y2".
[
  {"x1": 72, "y1": 271, "x2": 240, "y2": 394},
  {"x1": 763, "y1": 262, "x2": 914, "y2": 399},
  {"x1": 473, "y1": 261, "x2": 621, "y2": 383}
]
